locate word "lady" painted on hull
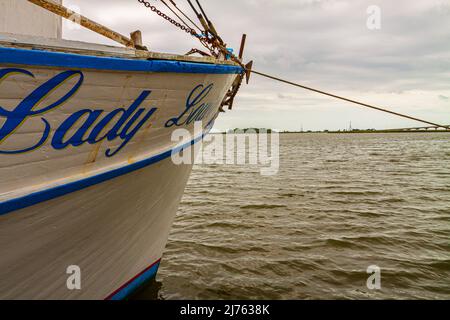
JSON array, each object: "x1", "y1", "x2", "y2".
[{"x1": 0, "y1": 68, "x2": 216, "y2": 157}]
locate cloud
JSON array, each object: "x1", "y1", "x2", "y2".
[{"x1": 63, "y1": 0, "x2": 450, "y2": 130}]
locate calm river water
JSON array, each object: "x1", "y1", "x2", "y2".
[{"x1": 136, "y1": 133, "x2": 450, "y2": 300}]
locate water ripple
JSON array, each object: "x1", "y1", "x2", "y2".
[{"x1": 136, "y1": 133, "x2": 450, "y2": 300}]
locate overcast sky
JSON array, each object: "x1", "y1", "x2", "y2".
[{"x1": 63, "y1": 0, "x2": 450, "y2": 131}]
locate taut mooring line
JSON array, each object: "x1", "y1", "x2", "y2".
[{"x1": 250, "y1": 70, "x2": 449, "y2": 130}]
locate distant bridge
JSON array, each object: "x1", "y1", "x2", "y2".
[{"x1": 384, "y1": 125, "x2": 450, "y2": 132}]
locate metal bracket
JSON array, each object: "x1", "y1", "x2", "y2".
[{"x1": 245, "y1": 60, "x2": 253, "y2": 84}]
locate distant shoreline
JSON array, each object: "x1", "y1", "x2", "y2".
[
  {"x1": 285, "y1": 130, "x2": 450, "y2": 134},
  {"x1": 214, "y1": 130, "x2": 450, "y2": 134}
]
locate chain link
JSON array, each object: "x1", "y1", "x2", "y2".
[
  {"x1": 136, "y1": 0, "x2": 246, "y2": 64},
  {"x1": 137, "y1": 0, "x2": 222, "y2": 56},
  {"x1": 137, "y1": 0, "x2": 199, "y2": 37},
  {"x1": 137, "y1": 0, "x2": 247, "y2": 111}
]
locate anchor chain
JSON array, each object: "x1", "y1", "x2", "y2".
[
  {"x1": 137, "y1": 0, "x2": 197, "y2": 36},
  {"x1": 137, "y1": 0, "x2": 251, "y2": 111},
  {"x1": 137, "y1": 0, "x2": 219, "y2": 55}
]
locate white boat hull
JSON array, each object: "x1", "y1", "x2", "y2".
[{"x1": 0, "y1": 46, "x2": 240, "y2": 299}]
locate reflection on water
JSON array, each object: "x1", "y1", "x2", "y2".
[{"x1": 135, "y1": 133, "x2": 450, "y2": 300}]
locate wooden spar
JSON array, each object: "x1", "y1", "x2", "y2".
[
  {"x1": 26, "y1": 0, "x2": 146, "y2": 50},
  {"x1": 130, "y1": 30, "x2": 144, "y2": 48},
  {"x1": 238, "y1": 34, "x2": 247, "y2": 60}
]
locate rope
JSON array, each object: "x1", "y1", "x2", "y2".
[
  {"x1": 137, "y1": 0, "x2": 215, "y2": 53},
  {"x1": 159, "y1": 0, "x2": 196, "y2": 32},
  {"x1": 169, "y1": 0, "x2": 203, "y2": 32},
  {"x1": 250, "y1": 70, "x2": 450, "y2": 130},
  {"x1": 186, "y1": 0, "x2": 201, "y2": 17},
  {"x1": 194, "y1": 0, "x2": 211, "y2": 24},
  {"x1": 140, "y1": 1, "x2": 447, "y2": 130}
]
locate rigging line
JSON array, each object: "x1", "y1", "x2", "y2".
[
  {"x1": 137, "y1": 0, "x2": 211, "y2": 52},
  {"x1": 250, "y1": 70, "x2": 450, "y2": 130},
  {"x1": 186, "y1": 0, "x2": 210, "y2": 35},
  {"x1": 186, "y1": 0, "x2": 213, "y2": 36},
  {"x1": 159, "y1": 0, "x2": 194, "y2": 31},
  {"x1": 169, "y1": 0, "x2": 203, "y2": 32},
  {"x1": 193, "y1": 0, "x2": 223, "y2": 45},
  {"x1": 195, "y1": 0, "x2": 210, "y2": 24},
  {"x1": 186, "y1": 0, "x2": 200, "y2": 17}
]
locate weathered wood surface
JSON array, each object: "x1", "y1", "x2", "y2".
[{"x1": 0, "y1": 33, "x2": 237, "y2": 65}]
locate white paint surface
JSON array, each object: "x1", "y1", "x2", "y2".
[
  {"x1": 0, "y1": 60, "x2": 237, "y2": 299},
  {"x1": 0, "y1": 0, "x2": 62, "y2": 38}
]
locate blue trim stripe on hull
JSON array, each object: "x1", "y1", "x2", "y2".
[
  {"x1": 0, "y1": 132, "x2": 207, "y2": 216},
  {"x1": 0, "y1": 47, "x2": 243, "y2": 74},
  {"x1": 106, "y1": 259, "x2": 161, "y2": 300}
]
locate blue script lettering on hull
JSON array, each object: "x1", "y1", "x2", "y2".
[
  {"x1": 165, "y1": 84, "x2": 216, "y2": 128},
  {"x1": 0, "y1": 68, "x2": 215, "y2": 157}
]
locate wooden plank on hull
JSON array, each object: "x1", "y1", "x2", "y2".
[{"x1": 0, "y1": 33, "x2": 237, "y2": 65}]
